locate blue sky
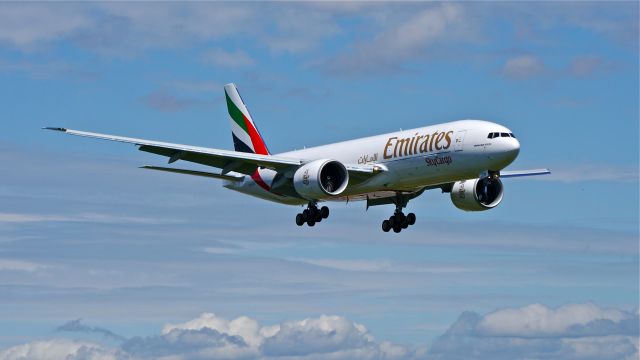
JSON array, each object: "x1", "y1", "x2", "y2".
[{"x1": 0, "y1": 2, "x2": 638, "y2": 359}]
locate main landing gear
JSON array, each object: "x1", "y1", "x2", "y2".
[
  {"x1": 295, "y1": 202, "x2": 329, "y2": 227},
  {"x1": 381, "y1": 192, "x2": 416, "y2": 233},
  {"x1": 381, "y1": 208, "x2": 416, "y2": 233}
]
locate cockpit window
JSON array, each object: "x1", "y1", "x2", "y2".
[{"x1": 489, "y1": 132, "x2": 516, "y2": 139}]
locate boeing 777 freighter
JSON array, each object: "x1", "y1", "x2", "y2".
[{"x1": 45, "y1": 83, "x2": 549, "y2": 233}]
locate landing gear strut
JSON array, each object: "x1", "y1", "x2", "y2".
[
  {"x1": 381, "y1": 192, "x2": 416, "y2": 233},
  {"x1": 296, "y1": 202, "x2": 329, "y2": 227}
]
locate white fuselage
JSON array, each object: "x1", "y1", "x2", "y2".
[{"x1": 224, "y1": 120, "x2": 520, "y2": 205}]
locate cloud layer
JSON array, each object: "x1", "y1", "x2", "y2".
[
  {"x1": 429, "y1": 303, "x2": 639, "y2": 360},
  {"x1": 3, "y1": 313, "x2": 421, "y2": 360},
  {"x1": 1, "y1": 303, "x2": 637, "y2": 360}
]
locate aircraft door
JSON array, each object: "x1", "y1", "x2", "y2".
[{"x1": 453, "y1": 130, "x2": 466, "y2": 151}]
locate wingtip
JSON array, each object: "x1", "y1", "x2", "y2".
[{"x1": 42, "y1": 127, "x2": 67, "y2": 132}]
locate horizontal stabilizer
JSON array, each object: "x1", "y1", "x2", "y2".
[
  {"x1": 501, "y1": 169, "x2": 551, "y2": 178},
  {"x1": 140, "y1": 166, "x2": 243, "y2": 182}
]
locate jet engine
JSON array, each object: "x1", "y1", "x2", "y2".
[
  {"x1": 293, "y1": 159, "x2": 349, "y2": 200},
  {"x1": 450, "y1": 177, "x2": 504, "y2": 211}
]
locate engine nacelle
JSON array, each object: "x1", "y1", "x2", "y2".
[
  {"x1": 450, "y1": 177, "x2": 504, "y2": 211},
  {"x1": 293, "y1": 159, "x2": 349, "y2": 200}
]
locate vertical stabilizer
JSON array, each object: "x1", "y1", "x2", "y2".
[{"x1": 224, "y1": 83, "x2": 269, "y2": 155}]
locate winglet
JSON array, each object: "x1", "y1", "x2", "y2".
[{"x1": 42, "y1": 127, "x2": 67, "y2": 132}]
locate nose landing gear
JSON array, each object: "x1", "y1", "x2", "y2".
[{"x1": 295, "y1": 202, "x2": 329, "y2": 227}]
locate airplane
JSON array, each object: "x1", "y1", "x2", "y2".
[{"x1": 45, "y1": 83, "x2": 549, "y2": 233}]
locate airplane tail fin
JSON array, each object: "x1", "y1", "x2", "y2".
[{"x1": 224, "y1": 83, "x2": 270, "y2": 155}]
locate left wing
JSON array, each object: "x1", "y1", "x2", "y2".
[{"x1": 43, "y1": 127, "x2": 383, "y2": 179}]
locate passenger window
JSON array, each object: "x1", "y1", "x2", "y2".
[{"x1": 501, "y1": 133, "x2": 509, "y2": 137}]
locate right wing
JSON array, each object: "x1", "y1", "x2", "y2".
[{"x1": 500, "y1": 169, "x2": 551, "y2": 178}]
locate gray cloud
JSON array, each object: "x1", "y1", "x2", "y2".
[
  {"x1": 0, "y1": 339, "x2": 122, "y2": 360},
  {"x1": 0, "y1": 3, "x2": 90, "y2": 49},
  {"x1": 568, "y1": 55, "x2": 610, "y2": 77},
  {"x1": 202, "y1": 48, "x2": 256, "y2": 69},
  {"x1": 428, "y1": 303, "x2": 639, "y2": 360},
  {"x1": 500, "y1": 55, "x2": 546, "y2": 80},
  {"x1": 534, "y1": 164, "x2": 639, "y2": 183},
  {"x1": 0, "y1": 58, "x2": 98, "y2": 81},
  {"x1": 57, "y1": 319, "x2": 126, "y2": 342},
  {"x1": 0, "y1": 2, "x2": 634, "y2": 80},
  {"x1": 142, "y1": 91, "x2": 217, "y2": 112},
  {"x1": 0, "y1": 313, "x2": 420, "y2": 360},
  {"x1": 322, "y1": 4, "x2": 468, "y2": 76},
  {"x1": 0, "y1": 259, "x2": 47, "y2": 273},
  {"x1": 1, "y1": 304, "x2": 636, "y2": 360}
]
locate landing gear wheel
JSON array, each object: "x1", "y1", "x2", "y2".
[
  {"x1": 407, "y1": 213, "x2": 416, "y2": 225},
  {"x1": 389, "y1": 215, "x2": 396, "y2": 227},
  {"x1": 298, "y1": 203, "x2": 329, "y2": 228},
  {"x1": 401, "y1": 219, "x2": 409, "y2": 229},
  {"x1": 393, "y1": 225, "x2": 402, "y2": 233},
  {"x1": 382, "y1": 220, "x2": 391, "y2": 232},
  {"x1": 397, "y1": 213, "x2": 406, "y2": 223}
]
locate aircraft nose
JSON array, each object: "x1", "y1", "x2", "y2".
[{"x1": 505, "y1": 137, "x2": 520, "y2": 162}]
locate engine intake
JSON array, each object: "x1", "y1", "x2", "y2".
[
  {"x1": 450, "y1": 177, "x2": 504, "y2": 211},
  {"x1": 293, "y1": 159, "x2": 349, "y2": 200}
]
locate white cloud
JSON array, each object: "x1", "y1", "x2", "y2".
[
  {"x1": 163, "y1": 313, "x2": 264, "y2": 348},
  {"x1": 500, "y1": 55, "x2": 546, "y2": 79},
  {"x1": 1, "y1": 304, "x2": 637, "y2": 360},
  {"x1": 0, "y1": 3, "x2": 338, "y2": 56},
  {"x1": 203, "y1": 48, "x2": 256, "y2": 69},
  {"x1": 0, "y1": 3, "x2": 91, "y2": 48},
  {"x1": 569, "y1": 55, "x2": 606, "y2": 77},
  {"x1": 261, "y1": 4, "x2": 342, "y2": 54},
  {"x1": 324, "y1": 3, "x2": 467, "y2": 75},
  {"x1": 0, "y1": 213, "x2": 71, "y2": 223},
  {"x1": 297, "y1": 258, "x2": 393, "y2": 272},
  {"x1": 0, "y1": 259, "x2": 47, "y2": 272},
  {"x1": 294, "y1": 258, "x2": 472, "y2": 274},
  {"x1": 536, "y1": 164, "x2": 639, "y2": 183},
  {"x1": 429, "y1": 303, "x2": 639, "y2": 360},
  {"x1": 476, "y1": 303, "x2": 630, "y2": 337},
  {"x1": 0, "y1": 339, "x2": 119, "y2": 360},
  {"x1": 1, "y1": 313, "x2": 417, "y2": 360},
  {"x1": 0, "y1": 212, "x2": 183, "y2": 225}
]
